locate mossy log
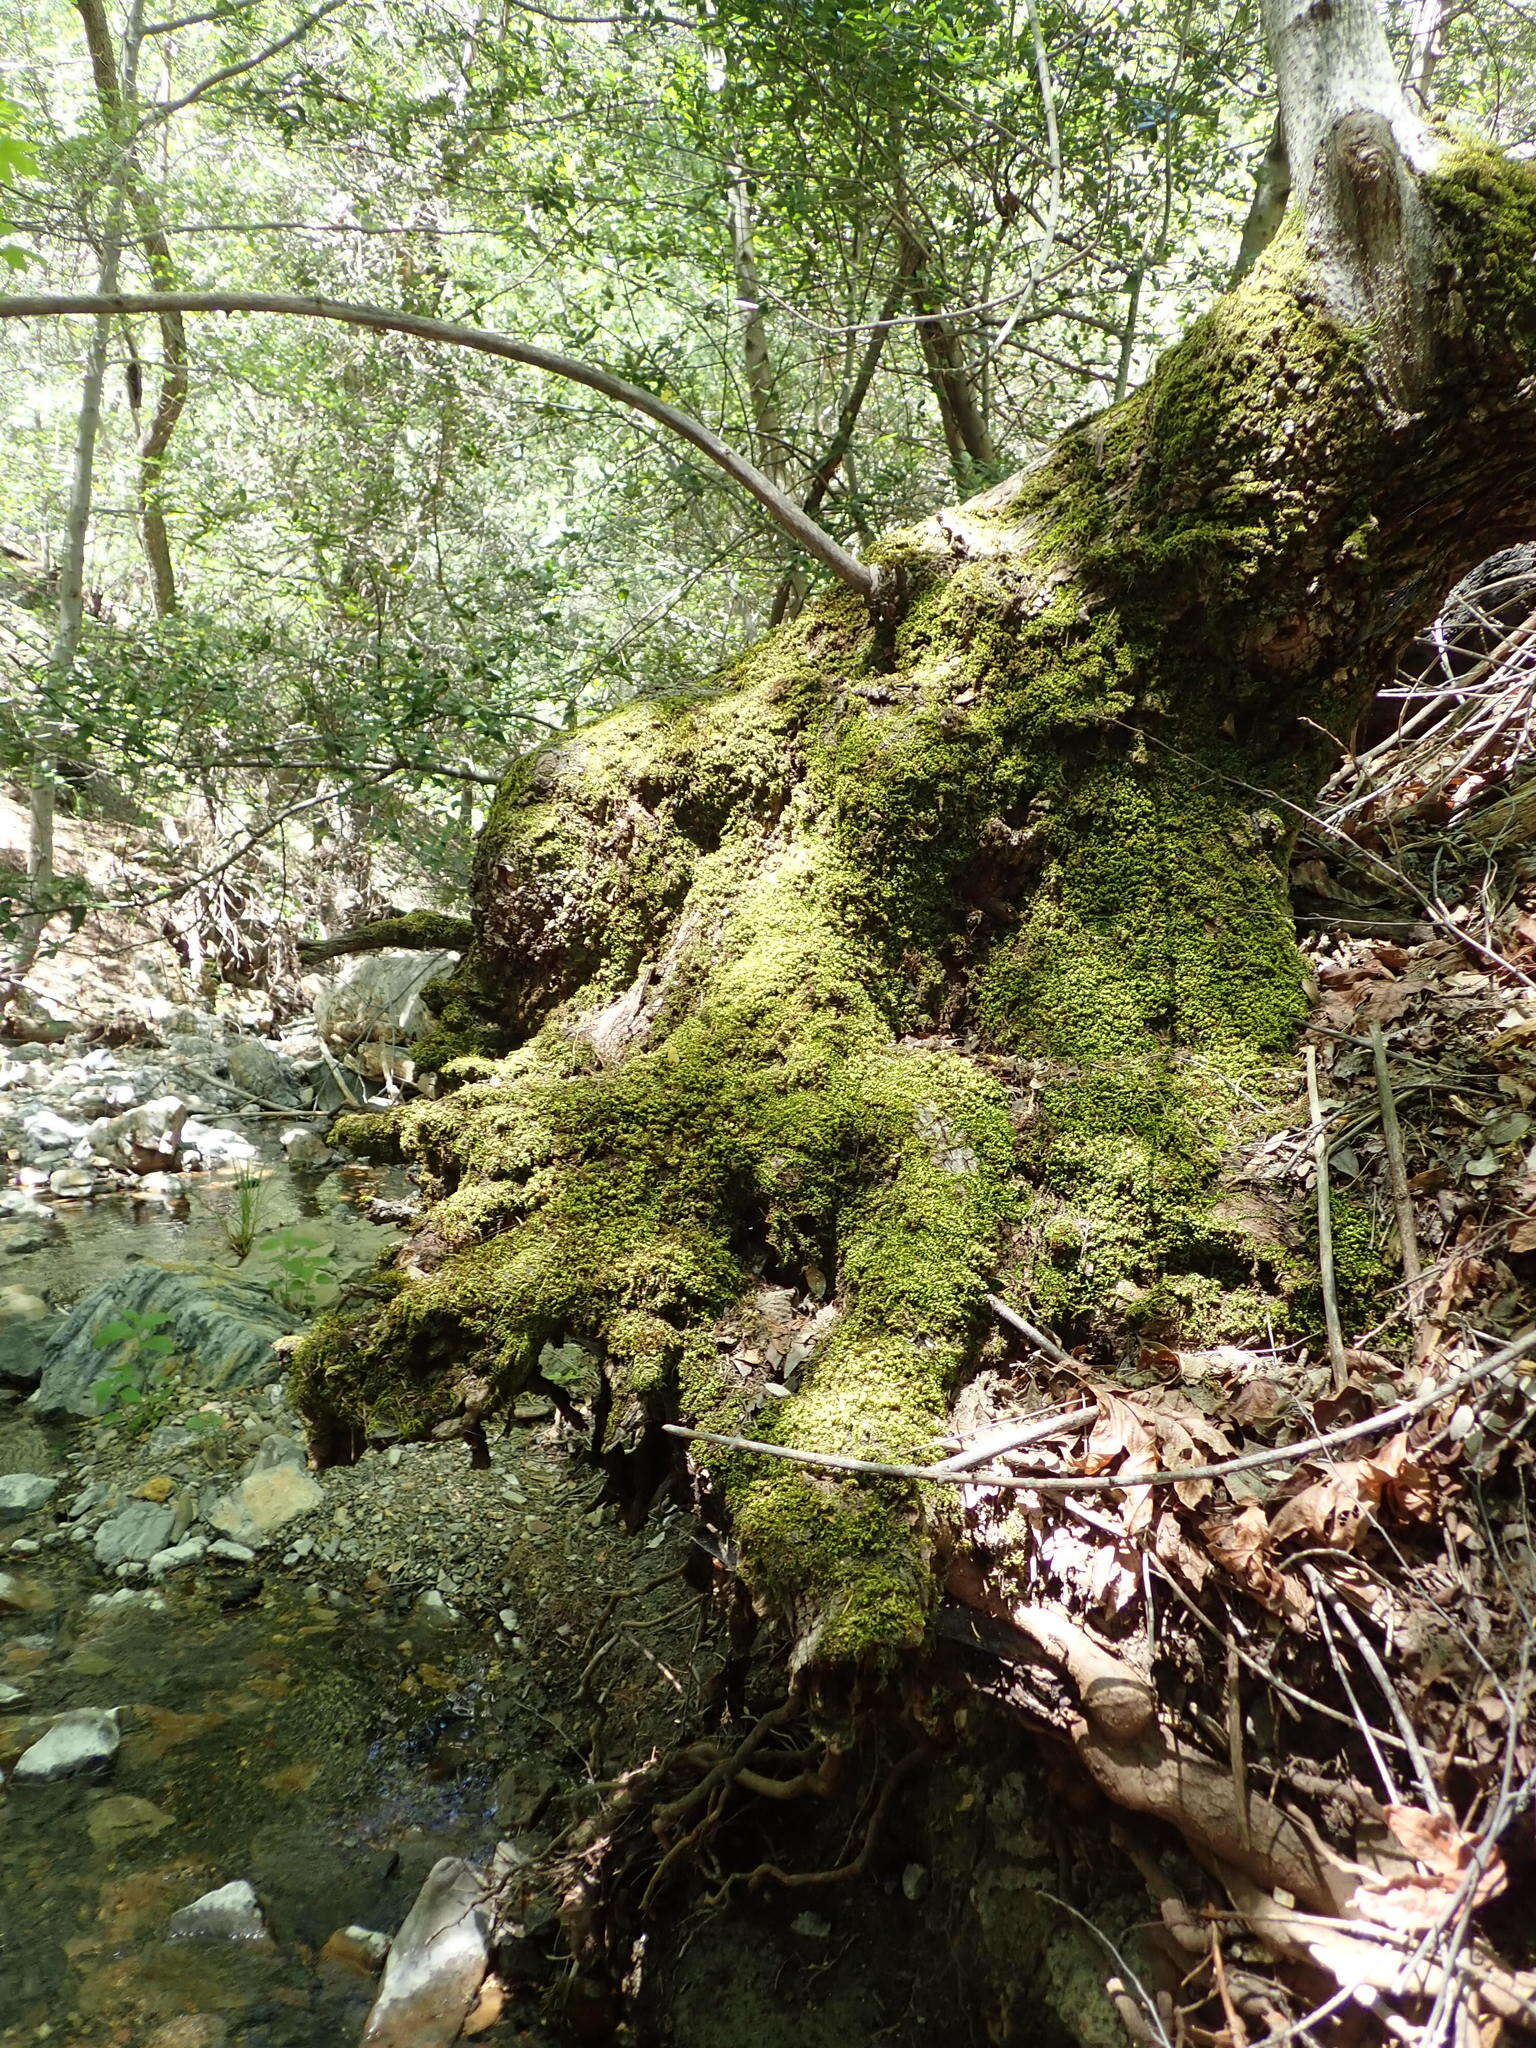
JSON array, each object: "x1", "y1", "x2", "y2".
[
  {"x1": 297, "y1": 910, "x2": 473, "y2": 965},
  {"x1": 295, "y1": 145, "x2": 1536, "y2": 1667}
]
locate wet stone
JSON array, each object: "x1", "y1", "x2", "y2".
[
  {"x1": 0, "y1": 1472, "x2": 57, "y2": 1518},
  {"x1": 95, "y1": 1501, "x2": 177, "y2": 1568},
  {"x1": 14, "y1": 1706, "x2": 120, "y2": 1781},
  {"x1": 164, "y1": 1879, "x2": 272, "y2": 1945}
]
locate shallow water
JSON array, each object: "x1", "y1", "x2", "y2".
[
  {"x1": 0, "y1": 1551, "x2": 511, "y2": 2048},
  {"x1": 0, "y1": 1152, "x2": 520, "y2": 2048}
]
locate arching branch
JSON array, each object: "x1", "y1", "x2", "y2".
[{"x1": 0, "y1": 289, "x2": 883, "y2": 605}]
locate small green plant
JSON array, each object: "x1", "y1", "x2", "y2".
[
  {"x1": 222, "y1": 1163, "x2": 268, "y2": 1261},
  {"x1": 89, "y1": 1307, "x2": 180, "y2": 1432},
  {"x1": 252, "y1": 1224, "x2": 338, "y2": 1312}
]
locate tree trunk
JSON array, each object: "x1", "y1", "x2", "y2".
[
  {"x1": 900, "y1": 222, "x2": 999, "y2": 489},
  {"x1": 76, "y1": 0, "x2": 186, "y2": 616},
  {"x1": 291, "y1": 0, "x2": 1536, "y2": 1673}
]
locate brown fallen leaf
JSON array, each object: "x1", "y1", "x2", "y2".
[{"x1": 1351, "y1": 1805, "x2": 1507, "y2": 1931}]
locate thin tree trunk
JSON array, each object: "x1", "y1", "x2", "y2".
[
  {"x1": 75, "y1": 0, "x2": 186, "y2": 616},
  {"x1": 725, "y1": 155, "x2": 794, "y2": 496},
  {"x1": 13, "y1": 9, "x2": 144, "y2": 976},
  {"x1": 900, "y1": 222, "x2": 999, "y2": 486},
  {"x1": 767, "y1": 261, "x2": 909, "y2": 628}
]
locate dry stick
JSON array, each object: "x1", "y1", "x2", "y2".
[
  {"x1": 1311, "y1": 1576, "x2": 1443, "y2": 1813},
  {"x1": 1306, "y1": 1045, "x2": 1350, "y2": 1395},
  {"x1": 1368, "y1": 1022, "x2": 1427, "y2": 1362},
  {"x1": 985, "y1": 1291, "x2": 1077, "y2": 1367},
  {"x1": 664, "y1": 1322, "x2": 1536, "y2": 1496},
  {"x1": 931, "y1": 1403, "x2": 1097, "y2": 1473}
]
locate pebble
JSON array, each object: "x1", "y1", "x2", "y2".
[
  {"x1": 147, "y1": 1535, "x2": 208, "y2": 1578},
  {"x1": 207, "y1": 1539, "x2": 257, "y2": 1564}
]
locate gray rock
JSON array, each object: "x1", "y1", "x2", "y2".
[
  {"x1": 279, "y1": 1125, "x2": 332, "y2": 1167},
  {"x1": 94, "y1": 1501, "x2": 176, "y2": 1568},
  {"x1": 48, "y1": 1165, "x2": 97, "y2": 1198},
  {"x1": 0, "y1": 1681, "x2": 24, "y2": 1704},
  {"x1": 179, "y1": 1119, "x2": 259, "y2": 1168},
  {"x1": 207, "y1": 1538, "x2": 256, "y2": 1564},
  {"x1": 13, "y1": 1707, "x2": 119, "y2": 1781},
  {"x1": 134, "y1": 1171, "x2": 187, "y2": 1201},
  {"x1": 226, "y1": 1040, "x2": 303, "y2": 1107},
  {"x1": 147, "y1": 1535, "x2": 207, "y2": 1578},
  {"x1": 30, "y1": 1263, "x2": 298, "y2": 1419},
  {"x1": 316, "y1": 950, "x2": 458, "y2": 1048},
  {"x1": 361, "y1": 1857, "x2": 491, "y2": 2047},
  {"x1": 164, "y1": 1879, "x2": 271, "y2": 1944},
  {"x1": 0, "y1": 1474, "x2": 57, "y2": 1519},
  {"x1": 86, "y1": 1587, "x2": 165, "y2": 1613},
  {"x1": 21, "y1": 1109, "x2": 87, "y2": 1156},
  {"x1": 88, "y1": 1096, "x2": 188, "y2": 1172}
]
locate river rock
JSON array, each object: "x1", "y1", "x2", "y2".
[
  {"x1": 0, "y1": 1474, "x2": 57, "y2": 1520},
  {"x1": 361, "y1": 1857, "x2": 492, "y2": 2047},
  {"x1": 0, "y1": 1286, "x2": 55, "y2": 1388},
  {"x1": 30, "y1": 1263, "x2": 298, "y2": 1419},
  {"x1": 226, "y1": 1039, "x2": 304, "y2": 1107},
  {"x1": 179, "y1": 1118, "x2": 259, "y2": 1168},
  {"x1": 20, "y1": 1108, "x2": 87, "y2": 1158},
  {"x1": 280, "y1": 1125, "x2": 332, "y2": 1167},
  {"x1": 206, "y1": 1462, "x2": 322, "y2": 1547},
  {"x1": 164, "y1": 1879, "x2": 271, "y2": 1944},
  {"x1": 147, "y1": 1535, "x2": 208, "y2": 1578},
  {"x1": 0, "y1": 1570, "x2": 51, "y2": 1614},
  {"x1": 315, "y1": 950, "x2": 458, "y2": 1047},
  {"x1": 87, "y1": 1793, "x2": 174, "y2": 1848},
  {"x1": 323, "y1": 1925, "x2": 392, "y2": 1975},
  {"x1": 89, "y1": 1096, "x2": 188, "y2": 1173},
  {"x1": 94, "y1": 1502, "x2": 176, "y2": 1568},
  {"x1": 13, "y1": 1707, "x2": 120, "y2": 1781}
]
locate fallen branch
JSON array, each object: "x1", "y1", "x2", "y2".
[
  {"x1": 664, "y1": 1320, "x2": 1536, "y2": 1495},
  {"x1": 1306, "y1": 1043, "x2": 1350, "y2": 1394}
]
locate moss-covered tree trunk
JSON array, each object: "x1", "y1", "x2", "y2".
[{"x1": 295, "y1": 7, "x2": 1536, "y2": 1670}]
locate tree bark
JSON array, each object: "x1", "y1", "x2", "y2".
[
  {"x1": 1229, "y1": 115, "x2": 1291, "y2": 284},
  {"x1": 900, "y1": 222, "x2": 1000, "y2": 488}
]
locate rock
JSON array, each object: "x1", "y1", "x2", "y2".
[
  {"x1": 0, "y1": 1681, "x2": 24, "y2": 1703},
  {"x1": 322, "y1": 1925, "x2": 392, "y2": 1976},
  {"x1": 279, "y1": 1125, "x2": 332, "y2": 1167},
  {"x1": 179, "y1": 1118, "x2": 259, "y2": 1168},
  {"x1": 134, "y1": 1171, "x2": 187, "y2": 1202},
  {"x1": 13, "y1": 1707, "x2": 120, "y2": 1781},
  {"x1": 30, "y1": 1263, "x2": 298, "y2": 1419},
  {"x1": 361, "y1": 1857, "x2": 492, "y2": 2047},
  {"x1": 315, "y1": 950, "x2": 459, "y2": 1048},
  {"x1": 21, "y1": 1108, "x2": 87, "y2": 1156},
  {"x1": 135, "y1": 1475, "x2": 176, "y2": 1502},
  {"x1": 48, "y1": 1165, "x2": 97, "y2": 1198},
  {"x1": 147, "y1": 1536, "x2": 207, "y2": 1578},
  {"x1": 206, "y1": 1538, "x2": 256, "y2": 1564},
  {"x1": 164, "y1": 1879, "x2": 271, "y2": 1944},
  {"x1": 0, "y1": 1570, "x2": 51, "y2": 1614},
  {"x1": 87, "y1": 1793, "x2": 174, "y2": 1848},
  {"x1": 225, "y1": 1039, "x2": 304, "y2": 1107},
  {"x1": 0, "y1": 1473, "x2": 57, "y2": 1520},
  {"x1": 206, "y1": 1460, "x2": 322, "y2": 1546},
  {"x1": 89, "y1": 1096, "x2": 188, "y2": 1173},
  {"x1": 86, "y1": 1587, "x2": 166, "y2": 1613},
  {"x1": 9, "y1": 1537, "x2": 40, "y2": 1555},
  {"x1": 94, "y1": 1502, "x2": 177, "y2": 1568}
]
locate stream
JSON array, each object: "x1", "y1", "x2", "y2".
[{"x1": 0, "y1": 1114, "x2": 713, "y2": 2048}]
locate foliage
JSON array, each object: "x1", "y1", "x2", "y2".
[{"x1": 89, "y1": 1305, "x2": 180, "y2": 1430}]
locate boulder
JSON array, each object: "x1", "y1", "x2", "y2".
[
  {"x1": 13, "y1": 1707, "x2": 119, "y2": 1782},
  {"x1": 29, "y1": 1263, "x2": 298, "y2": 1420},
  {"x1": 0, "y1": 1286, "x2": 55, "y2": 1388},
  {"x1": 279, "y1": 1126, "x2": 332, "y2": 1168},
  {"x1": 164, "y1": 1879, "x2": 271, "y2": 1944},
  {"x1": 205, "y1": 1460, "x2": 322, "y2": 1548},
  {"x1": 0, "y1": 1473, "x2": 57, "y2": 1520},
  {"x1": 314, "y1": 950, "x2": 458, "y2": 1048},
  {"x1": 225, "y1": 1039, "x2": 304, "y2": 1108},
  {"x1": 88, "y1": 1096, "x2": 188, "y2": 1173},
  {"x1": 361, "y1": 1857, "x2": 492, "y2": 2047}
]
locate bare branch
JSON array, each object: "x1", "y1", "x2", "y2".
[{"x1": 0, "y1": 289, "x2": 882, "y2": 602}]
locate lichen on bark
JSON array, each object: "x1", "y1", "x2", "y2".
[{"x1": 293, "y1": 143, "x2": 1536, "y2": 1665}]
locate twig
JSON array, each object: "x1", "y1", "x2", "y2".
[
  {"x1": 665, "y1": 1321, "x2": 1536, "y2": 1496},
  {"x1": 1306, "y1": 1045, "x2": 1349, "y2": 1395},
  {"x1": 1311, "y1": 1575, "x2": 1443, "y2": 1811},
  {"x1": 985, "y1": 1292, "x2": 1077, "y2": 1366},
  {"x1": 931, "y1": 1403, "x2": 1096, "y2": 1472},
  {"x1": 1368, "y1": 1023, "x2": 1427, "y2": 1358},
  {"x1": 1305, "y1": 1566, "x2": 1403, "y2": 1806}
]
